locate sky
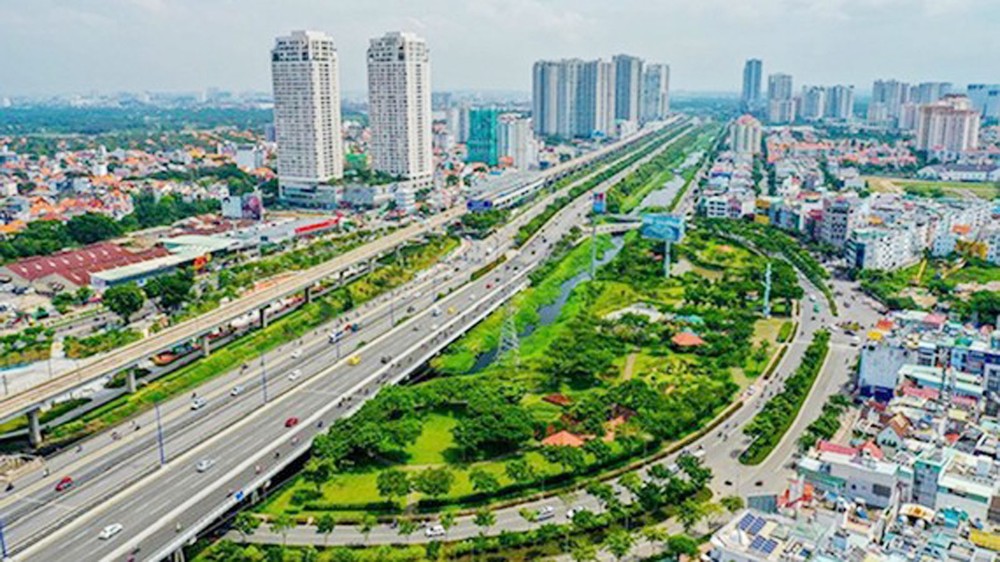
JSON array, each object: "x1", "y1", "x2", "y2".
[{"x1": 1, "y1": 0, "x2": 998, "y2": 96}]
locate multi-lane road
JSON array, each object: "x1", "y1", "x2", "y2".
[{"x1": 2, "y1": 121, "x2": 697, "y2": 561}]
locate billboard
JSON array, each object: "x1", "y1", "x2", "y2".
[
  {"x1": 592, "y1": 192, "x2": 607, "y2": 214},
  {"x1": 641, "y1": 214, "x2": 685, "y2": 243},
  {"x1": 242, "y1": 193, "x2": 264, "y2": 221}
]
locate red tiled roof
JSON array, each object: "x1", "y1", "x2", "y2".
[
  {"x1": 671, "y1": 332, "x2": 705, "y2": 347},
  {"x1": 543, "y1": 394, "x2": 573, "y2": 407},
  {"x1": 817, "y1": 440, "x2": 857, "y2": 456},
  {"x1": 4, "y1": 242, "x2": 170, "y2": 287},
  {"x1": 902, "y1": 386, "x2": 940, "y2": 401},
  {"x1": 859, "y1": 441, "x2": 885, "y2": 460},
  {"x1": 541, "y1": 430, "x2": 586, "y2": 448},
  {"x1": 875, "y1": 319, "x2": 895, "y2": 332}
]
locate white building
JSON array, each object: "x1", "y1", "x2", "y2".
[
  {"x1": 915, "y1": 95, "x2": 981, "y2": 156},
  {"x1": 730, "y1": 115, "x2": 762, "y2": 156},
  {"x1": 271, "y1": 30, "x2": 344, "y2": 208},
  {"x1": 872, "y1": 79, "x2": 910, "y2": 119},
  {"x1": 800, "y1": 86, "x2": 826, "y2": 121},
  {"x1": 767, "y1": 73, "x2": 795, "y2": 124},
  {"x1": 640, "y1": 63, "x2": 670, "y2": 123},
  {"x1": 825, "y1": 85, "x2": 854, "y2": 121},
  {"x1": 499, "y1": 116, "x2": 538, "y2": 170},
  {"x1": 846, "y1": 227, "x2": 921, "y2": 271},
  {"x1": 367, "y1": 31, "x2": 433, "y2": 185}
]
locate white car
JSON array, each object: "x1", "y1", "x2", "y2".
[
  {"x1": 536, "y1": 506, "x2": 556, "y2": 521},
  {"x1": 98, "y1": 523, "x2": 123, "y2": 540},
  {"x1": 196, "y1": 458, "x2": 215, "y2": 472},
  {"x1": 566, "y1": 507, "x2": 580, "y2": 519},
  {"x1": 230, "y1": 385, "x2": 243, "y2": 397},
  {"x1": 190, "y1": 397, "x2": 207, "y2": 410},
  {"x1": 291, "y1": 349, "x2": 303, "y2": 359},
  {"x1": 425, "y1": 524, "x2": 446, "y2": 537},
  {"x1": 288, "y1": 369, "x2": 302, "y2": 381}
]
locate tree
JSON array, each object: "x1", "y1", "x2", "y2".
[
  {"x1": 300, "y1": 545, "x2": 319, "y2": 562},
  {"x1": 604, "y1": 529, "x2": 636, "y2": 562},
  {"x1": 570, "y1": 540, "x2": 599, "y2": 562},
  {"x1": 412, "y1": 467, "x2": 454, "y2": 499},
  {"x1": 619, "y1": 472, "x2": 643, "y2": 496},
  {"x1": 439, "y1": 510, "x2": 457, "y2": 539},
  {"x1": 505, "y1": 458, "x2": 536, "y2": 485},
  {"x1": 232, "y1": 512, "x2": 261, "y2": 543},
  {"x1": 666, "y1": 534, "x2": 701, "y2": 558},
  {"x1": 720, "y1": 495, "x2": 745, "y2": 513},
  {"x1": 518, "y1": 507, "x2": 538, "y2": 524},
  {"x1": 676, "y1": 498, "x2": 707, "y2": 533},
  {"x1": 66, "y1": 212, "x2": 124, "y2": 245},
  {"x1": 103, "y1": 283, "x2": 145, "y2": 324},
  {"x1": 397, "y1": 518, "x2": 418, "y2": 543},
  {"x1": 468, "y1": 467, "x2": 501, "y2": 495},
  {"x1": 358, "y1": 513, "x2": 378, "y2": 544},
  {"x1": 641, "y1": 526, "x2": 669, "y2": 554},
  {"x1": 473, "y1": 507, "x2": 496, "y2": 536},
  {"x1": 315, "y1": 513, "x2": 336, "y2": 546},
  {"x1": 269, "y1": 514, "x2": 293, "y2": 546},
  {"x1": 375, "y1": 468, "x2": 411, "y2": 507},
  {"x1": 302, "y1": 460, "x2": 331, "y2": 494},
  {"x1": 144, "y1": 268, "x2": 195, "y2": 311}
]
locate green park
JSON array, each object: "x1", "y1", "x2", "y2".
[{"x1": 257, "y1": 219, "x2": 803, "y2": 523}]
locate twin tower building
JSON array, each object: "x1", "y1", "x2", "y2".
[{"x1": 271, "y1": 31, "x2": 432, "y2": 207}]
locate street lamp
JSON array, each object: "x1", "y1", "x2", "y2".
[
  {"x1": 260, "y1": 352, "x2": 269, "y2": 403},
  {"x1": 154, "y1": 403, "x2": 166, "y2": 466}
]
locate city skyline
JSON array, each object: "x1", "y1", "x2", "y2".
[{"x1": 1, "y1": 0, "x2": 999, "y2": 96}]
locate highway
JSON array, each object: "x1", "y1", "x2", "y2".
[
  {"x1": 0, "y1": 119, "x2": 677, "y2": 426},
  {"x1": 0, "y1": 208, "x2": 463, "y2": 424},
  {"x1": 4, "y1": 121, "x2": 696, "y2": 561}
]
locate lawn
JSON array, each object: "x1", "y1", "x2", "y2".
[
  {"x1": 866, "y1": 176, "x2": 1000, "y2": 200},
  {"x1": 263, "y1": 225, "x2": 801, "y2": 520}
]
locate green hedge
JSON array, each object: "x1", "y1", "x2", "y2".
[{"x1": 740, "y1": 330, "x2": 830, "y2": 465}]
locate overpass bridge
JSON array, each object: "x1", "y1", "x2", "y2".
[{"x1": 1, "y1": 120, "x2": 685, "y2": 445}]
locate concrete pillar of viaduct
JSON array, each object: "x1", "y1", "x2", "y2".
[{"x1": 27, "y1": 408, "x2": 42, "y2": 448}]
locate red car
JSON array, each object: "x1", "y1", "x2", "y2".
[
  {"x1": 55, "y1": 476, "x2": 73, "y2": 492},
  {"x1": 284, "y1": 417, "x2": 299, "y2": 428}
]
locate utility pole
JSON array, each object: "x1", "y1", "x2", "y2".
[{"x1": 498, "y1": 305, "x2": 520, "y2": 370}]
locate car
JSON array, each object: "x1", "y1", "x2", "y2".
[
  {"x1": 285, "y1": 417, "x2": 299, "y2": 428},
  {"x1": 425, "y1": 524, "x2": 446, "y2": 537},
  {"x1": 230, "y1": 385, "x2": 243, "y2": 397},
  {"x1": 348, "y1": 355, "x2": 361, "y2": 366},
  {"x1": 99, "y1": 523, "x2": 124, "y2": 540},
  {"x1": 486, "y1": 283, "x2": 493, "y2": 290},
  {"x1": 565, "y1": 507, "x2": 581, "y2": 519},
  {"x1": 196, "y1": 458, "x2": 215, "y2": 473},
  {"x1": 190, "y1": 397, "x2": 207, "y2": 410},
  {"x1": 288, "y1": 369, "x2": 302, "y2": 381},
  {"x1": 291, "y1": 349, "x2": 303, "y2": 359},
  {"x1": 536, "y1": 506, "x2": 556, "y2": 521},
  {"x1": 55, "y1": 476, "x2": 74, "y2": 492}
]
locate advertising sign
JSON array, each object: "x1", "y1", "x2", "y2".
[
  {"x1": 640, "y1": 214, "x2": 685, "y2": 243},
  {"x1": 592, "y1": 192, "x2": 607, "y2": 214}
]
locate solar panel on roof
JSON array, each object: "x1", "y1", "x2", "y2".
[
  {"x1": 748, "y1": 517, "x2": 766, "y2": 535},
  {"x1": 761, "y1": 538, "x2": 778, "y2": 555},
  {"x1": 750, "y1": 535, "x2": 767, "y2": 551},
  {"x1": 737, "y1": 513, "x2": 755, "y2": 531}
]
